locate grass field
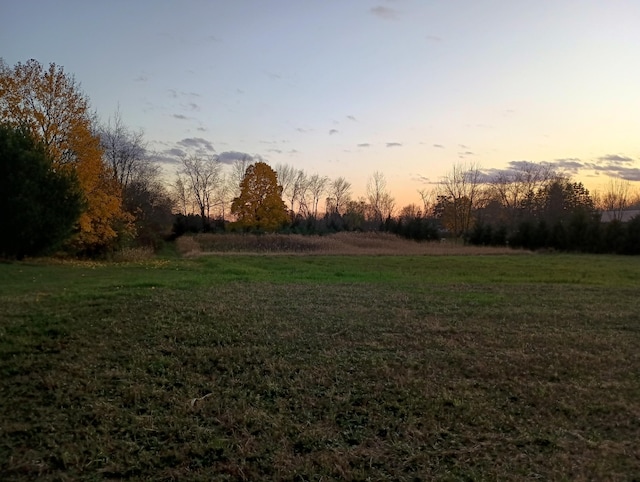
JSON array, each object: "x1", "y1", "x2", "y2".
[{"x1": 1, "y1": 236, "x2": 639, "y2": 480}]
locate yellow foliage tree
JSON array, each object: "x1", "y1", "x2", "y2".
[
  {"x1": 231, "y1": 161, "x2": 288, "y2": 232},
  {"x1": 0, "y1": 59, "x2": 130, "y2": 252}
]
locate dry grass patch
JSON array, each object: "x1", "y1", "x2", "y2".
[
  {"x1": 175, "y1": 235, "x2": 202, "y2": 256},
  {"x1": 187, "y1": 232, "x2": 522, "y2": 256},
  {"x1": 111, "y1": 246, "x2": 155, "y2": 262}
]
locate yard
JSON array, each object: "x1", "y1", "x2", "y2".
[{"x1": 1, "y1": 235, "x2": 639, "y2": 480}]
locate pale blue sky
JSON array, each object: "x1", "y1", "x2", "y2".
[{"x1": 2, "y1": 0, "x2": 639, "y2": 205}]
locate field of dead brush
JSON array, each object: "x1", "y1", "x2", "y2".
[{"x1": 176, "y1": 231, "x2": 522, "y2": 256}]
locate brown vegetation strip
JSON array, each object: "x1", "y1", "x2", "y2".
[{"x1": 177, "y1": 232, "x2": 526, "y2": 256}]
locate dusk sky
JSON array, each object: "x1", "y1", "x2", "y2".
[{"x1": 3, "y1": 0, "x2": 640, "y2": 206}]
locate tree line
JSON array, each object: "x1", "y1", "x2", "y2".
[
  {"x1": 464, "y1": 167, "x2": 640, "y2": 254},
  {"x1": 172, "y1": 153, "x2": 640, "y2": 255},
  {"x1": 2, "y1": 59, "x2": 639, "y2": 258}
]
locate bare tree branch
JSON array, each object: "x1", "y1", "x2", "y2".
[{"x1": 178, "y1": 154, "x2": 222, "y2": 230}]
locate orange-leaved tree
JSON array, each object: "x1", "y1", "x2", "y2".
[
  {"x1": 0, "y1": 58, "x2": 130, "y2": 253},
  {"x1": 231, "y1": 161, "x2": 288, "y2": 232}
]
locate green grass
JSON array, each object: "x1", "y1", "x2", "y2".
[{"x1": 1, "y1": 253, "x2": 639, "y2": 480}]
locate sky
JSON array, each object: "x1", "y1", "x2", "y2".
[{"x1": 2, "y1": 0, "x2": 640, "y2": 207}]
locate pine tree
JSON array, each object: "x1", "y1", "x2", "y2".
[{"x1": 0, "y1": 124, "x2": 83, "y2": 258}]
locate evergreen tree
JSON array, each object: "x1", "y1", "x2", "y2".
[{"x1": 0, "y1": 124, "x2": 83, "y2": 258}]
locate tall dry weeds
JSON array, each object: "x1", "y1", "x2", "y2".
[
  {"x1": 175, "y1": 236, "x2": 202, "y2": 256},
  {"x1": 183, "y1": 232, "x2": 525, "y2": 256}
]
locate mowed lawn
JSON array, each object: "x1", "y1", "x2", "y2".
[{"x1": 1, "y1": 253, "x2": 639, "y2": 480}]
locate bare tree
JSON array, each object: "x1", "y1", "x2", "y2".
[
  {"x1": 307, "y1": 174, "x2": 329, "y2": 219},
  {"x1": 211, "y1": 177, "x2": 230, "y2": 221},
  {"x1": 228, "y1": 156, "x2": 253, "y2": 199},
  {"x1": 274, "y1": 163, "x2": 311, "y2": 219},
  {"x1": 487, "y1": 161, "x2": 556, "y2": 222},
  {"x1": 599, "y1": 178, "x2": 632, "y2": 221},
  {"x1": 438, "y1": 162, "x2": 483, "y2": 236},
  {"x1": 178, "y1": 154, "x2": 222, "y2": 230},
  {"x1": 418, "y1": 187, "x2": 436, "y2": 217},
  {"x1": 398, "y1": 203, "x2": 421, "y2": 220},
  {"x1": 275, "y1": 163, "x2": 296, "y2": 198},
  {"x1": 222, "y1": 156, "x2": 254, "y2": 220},
  {"x1": 327, "y1": 177, "x2": 352, "y2": 215},
  {"x1": 172, "y1": 176, "x2": 190, "y2": 215},
  {"x1": 98, "y1": 108, "x2": 147, "y2": 189},
  {"x1": 299, "y1": 171, "x2": 312, "y2": 213},
  {"x1": 289, "y1": 169, "x2": 309, "y2": 219},
  {"x1": 367, "y1": 171, "x2": 395, "y2": 224},
  {"x1": 100, "y1": 109, "x2": 176, "y2": 245}
]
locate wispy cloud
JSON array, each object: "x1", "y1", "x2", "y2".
[
  {"x1": 347, "y1": 115, "x2": 357, "y2": 121},
  {"x1": 507, "y1": 160, "x2": 546, "y2": 171},
  {"x1": 584, "y1": 154, "x2": 640, "y2": 181},
  {"x1": 588, "y1": 164, "x2": 640, "y2": 181},
  {"x1": 166, "y1": 148, "x2": 186, "y2": 157},
  {"x1": 264, "y1": 70, "x2": 282, "y2": 80},
  {"x1": 217, "y1": 151, "x2": 260, "y2": 164},
  {"x1": 433, "y1": 144, "x2": 444, "y2": 148},
  {"x1": 169, "y1": 89, "x2": 200, "y2": 99},
  {"x1": 370, "y1": 5, "x2": 398, "y2": 19},
  {"x1": 482, "y1": 160, "x2": 550, "y2": 181},
  {"x1": 329, "y1": 129, "x2": 339, "y2": 135},
  {"x1": 386, "y1": 142, "x2": 402, "y2": 148},
  {"x1": 357, "y1": 143, "x2": 371, "y2": 148},
  {"x1": 149, "y1": 147, "x2": 186, "y2": 165},
  {"x1": 151, "y1": 154, "x2": 180, "y2": 165},
  {"x1": 177, "y1": 137, "x2": 215, "y2": 152},
  {"x1": 151, "y1": 141, "x2": 265, "y2": 166},
  {"x1": 134, "y1": 75, "x2": 148, "y2": 82},
  {"x1": 172, "y1": 114, "x2": 189, "y2": 120},
  {"x1": 426, "y1": 35, "x2": 442, "y2": 42},
  {"x1": 597, "y1": 154, "x2": 634, "y2": 164},
  {"x1": 552, "y1": 158, "x2": 584, "y2": 174},
  {"x1": 415, "y1": 174, "x2": 436, "y2": 185},
  {"x1": 481, "y1": 157, "x2": 640, "y2": 183},
  {"x1": 611, "y1": 166, "x2": 640, "y2": 181}
]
